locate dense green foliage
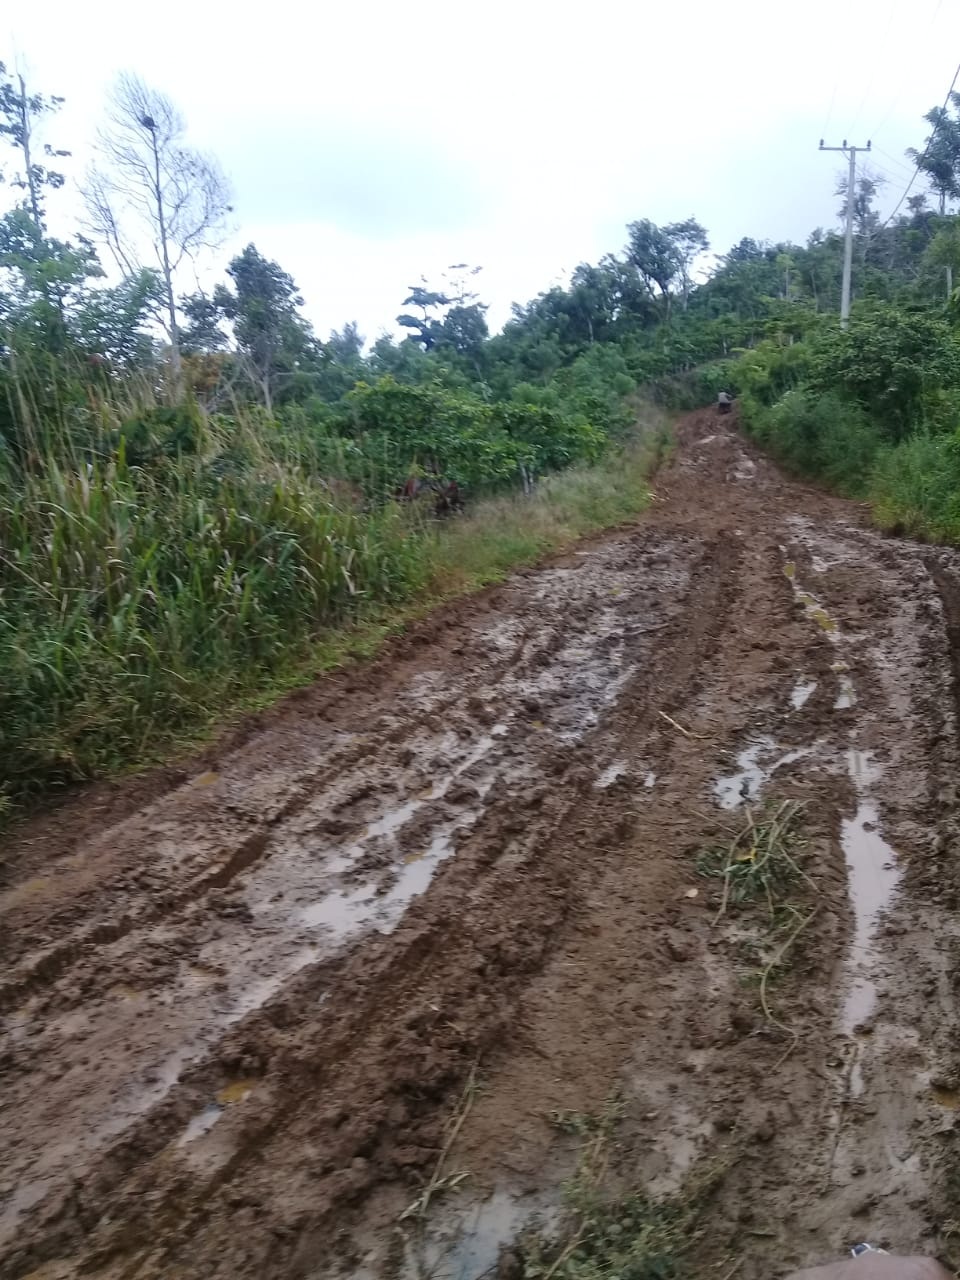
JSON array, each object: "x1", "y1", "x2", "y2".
[
  {"x1": 0, "y1": 413, "x2": 663, "y2": 808},
  {"x1": 0, "y1": 449, "x2": 426, "y2": 801},
  {"x1": 4, "y1": 55, "x2": 960, "y2": 808},
  {"x1": 702, "y1": 93, "x2": 960, "y2": 539},
  {"x1": 728, "y1": 301, "x2": 960, "y2": 526},
  {"x1": 0, "y1": 65, "x2": 658, "y2": 808}
]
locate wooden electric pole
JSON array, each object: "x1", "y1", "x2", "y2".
[{"x1": 820, "y1": 138, "x2": 872, "y2": 328}]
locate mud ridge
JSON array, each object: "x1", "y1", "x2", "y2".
[{"x1": 3, "y1": 412, "x2": 960, "y2": 1280}]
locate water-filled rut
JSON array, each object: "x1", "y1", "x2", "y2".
[{"x1": 3, "y1": 411, "x2": 960, "y2": 1280}]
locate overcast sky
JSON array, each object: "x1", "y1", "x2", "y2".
[{"x1": 5, "y1": 0, "x2": 960, "y2": 341}]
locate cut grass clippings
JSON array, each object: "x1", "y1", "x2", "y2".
[
  {"x1": 520, "y1": 1099, "x2": 726, "y2": 1280},
  {"x1": 698, "y1": 800, "x2": 817, "y2": 1062},
  {"x1": 399, "y1": 1060, "x2": 480, "y2": 1223},
  {"x1": 698, "y1": 800, "x2": 810, "y2": 921}
]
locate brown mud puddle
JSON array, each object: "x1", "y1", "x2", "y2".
[{"x1": 3, "y1": 412, "x2": 960, "y2": 1279}]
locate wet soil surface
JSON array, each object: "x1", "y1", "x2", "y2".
[{"x1": 4, "y1": 411, "x2": 960, "y2": 1280}]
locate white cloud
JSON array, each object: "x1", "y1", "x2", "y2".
[{"x1": 6, "y1": 0, "x2": 960, "y2": 337}]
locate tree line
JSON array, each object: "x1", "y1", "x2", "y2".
[
  {"x1": 4, "y1": 61, "x2": 960, "y2": 482},
  {"x1": 4, "y1": 56, "x2": 960, "y2": 811}
]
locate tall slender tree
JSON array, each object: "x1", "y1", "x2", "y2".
[
  {"x1": 396, "y1": 279, "x2": 452, "y2": 350},
  {"x1": 83, "y1": 74, "x2": 231, "y2": 388},
  {"x1": 906, "y1": 91, "x2": 960, "y2": 215},
  {"x1": 0, "y1": 63, "x2": 70, "y2": 231},
  {"x1": 214, "y1": 244, "x2": 314, "y2": 413},
  {"x1": 625, "y1": 218, "x2": 709, "y2": 318}
]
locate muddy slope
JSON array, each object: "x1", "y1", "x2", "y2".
[{"x1": 3, "y1": 412, "x2": 960, "y2": 1280}]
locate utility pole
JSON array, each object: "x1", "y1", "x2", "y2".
[{"x1": 819, "y1": 138, "x2": 871, "y2": 328}]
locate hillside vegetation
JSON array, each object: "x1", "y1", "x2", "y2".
[{"x1": 2, "y1": 63, "x2": 960, "y2": 809}]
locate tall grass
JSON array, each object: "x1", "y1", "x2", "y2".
[
  {"x1": 0, "y1": 407, "x2": 666, "y2": 816},
  {"x1": 741, "y1": 389, "x2": 878, "y2": 495},
  {"x1": 0, "y1": 453, "x2": 427, "y2": 808},
  {"x1": 426, "y1": 429, "x2": 661, "y2": 593},
  {"x1": 869, "y1": 432, "x2": 960, "y2": 540}
]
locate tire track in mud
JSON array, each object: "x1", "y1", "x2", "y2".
[
  {"x1": 0, "y1": 611, "x2": 584, "y2": 992},
  {"x1": 376, "y1": 478, "x2": 856, "y2": 1280},
  {"x1": 0, "y1": 512, "x2": 716, "y2": 1276},
  {"x1": 4, "y1": 413, "x2": 960, "y2": 1280},
  {"x1": 772, "y1": 517, "x2": 960, "y2": 1263},
  {"x1": 411, "y1": 450, "x2": 960, "y2": 1280}
]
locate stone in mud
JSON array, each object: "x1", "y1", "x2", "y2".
[
  {"x1": 391, "y1": 1144, "x2": 436, "y2": 1168},
  {"x1": 753, "y1": 1114, "x2": 776, "y2": 1143},
  {"x1": 663, "y1": 929, "x2": 692, "y2": 962},
  {"x1": 850, "y1": 1193, "x2": 878, "y2": 1217},
  {"x1": 445, "y1": 780, "x2": 482, "y2": 806},
  {"x1": 730, "y1": 1005, "x2": 755, "y2": 1035},
  {"x1": 714, "y1": 1108, "x2": 737, "y2": 1133}
]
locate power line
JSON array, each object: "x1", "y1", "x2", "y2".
[
  {"x1": 825, "y1": 153, "x2": 898, "y2": 192},
  {"x1": 869, "y1": 0, "x2": 947, "y2": 137},
  {"x1": 865, "y1": 158, "x2": 915, "y2": 187},
  {"x1": 850, "y1": 0, "x2": 899, "y2": 134},
  {"x1": 873, "y1": 146, "x2": 914, "y2": 176},
  {"x1": 877, "y1": 57, "x2": 960, "y2": 229}
]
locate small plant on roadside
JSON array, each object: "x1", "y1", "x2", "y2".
[
  {"x1": 936, "y1": 1139, "x2": 960, "y2": 1255},
  {"x1": 548, "y1": 1099, "x2": 625, "y2": 1139},
  {"x1": 520, "y1": 1187, "x2": 696, "y2": 1280}
]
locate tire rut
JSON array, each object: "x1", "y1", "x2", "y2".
[{"x1": 5, "y1": 414, "x2": 960, "y2": 1280}]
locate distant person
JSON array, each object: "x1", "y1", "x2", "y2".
[{"x1": 717, "y1": 390, "x2": 734, "y2": 415}]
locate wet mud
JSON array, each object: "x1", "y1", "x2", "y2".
[{"x1": 3, "y1": 411, "x2": 960, "y2": 1279}]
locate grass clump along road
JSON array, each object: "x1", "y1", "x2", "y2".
[
  {"x1": 7, "y1": 60, "x2": 960, "y2": 816},
  {"x1": 0, "y1": 387, "x2": 664, "y2": 817}
]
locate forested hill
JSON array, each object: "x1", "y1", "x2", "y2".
[
  {"x1": 4, "y1": 61, "x2": 960, "y2": 808},
  {"x1": 4, "y1": 65, "x2": 960, "y2": 485}
]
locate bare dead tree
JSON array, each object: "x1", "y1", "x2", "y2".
[{"x1": 83, "y1": 74, "x2": 231, "y2": 388}]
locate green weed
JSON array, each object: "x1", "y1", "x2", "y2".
[
  {"x1": 0, "y1": 411, "x2": 667, "y2": 820},
  {"x1": 870, "y1": 431, "x2": 960, "y2": 540},
  {"x1": 699, "y1": 800, "x2": 817, "y2": 1060},
  {"x1": 520, "y1": 1100, "x2": 723, "y2": 1280}
]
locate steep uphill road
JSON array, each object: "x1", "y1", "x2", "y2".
[{"x1": 3, "y1": 411, "x2": 960, "y2": 1279}]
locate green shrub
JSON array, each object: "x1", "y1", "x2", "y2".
[
  {"x1": 336, "y1": 375, "x2": 607, "y2": 496},
  {"x1": 0, "y1": 456, "x2": 428, "y2": 803},
  {"x1": 734, "y1": 338, "x2": 813, "y2": 408},
  {"x1": 922, "y1": 385, "x2": 960, "y2": 435},
  {"x1": 746, "y1": 389, "x2": 878, "y2": 493},
  {"x1": 117, "y1": 402, "x2": 207, "y2": 464},
  {"x1": 807, "y1": 305, "x2": 960, "y2": 441},
  {"x1": 870, "y1": 431, "x2": 960, "y2": 539},
  {"x1": 492, "y1": 403, "x2": 605, "y2": 470}
]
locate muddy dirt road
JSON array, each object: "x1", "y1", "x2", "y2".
[{"x1": 4, "y1": 411, "x2": 960, "y2": 1280}]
